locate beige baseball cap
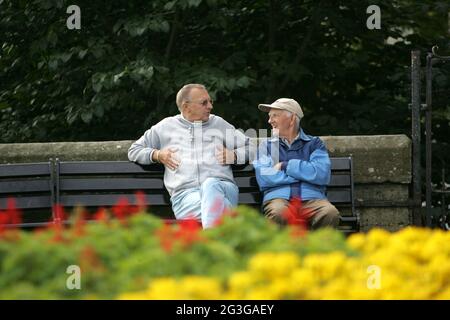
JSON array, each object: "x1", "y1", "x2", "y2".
[{"x1": 258, "y1": 98, "x2": 304, "y2": 119}]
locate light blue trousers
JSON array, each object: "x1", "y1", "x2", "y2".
[{"x1": 170, "y1": 178, "x2": 239, "y2": 229}]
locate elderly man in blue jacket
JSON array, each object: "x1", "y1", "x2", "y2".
[{"x1": 253, "y1": 98, "x2": 339, "y2": 229}]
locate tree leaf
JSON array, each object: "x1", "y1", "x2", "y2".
[
  {"x1": 94, "y1": 105, "x2": 104, "y2": 118},
  {"x1": 164, "y1": 1, "x2": 176, "y2": 10},
  {"x1": 81, "y1": 111, "x2": 93, "y2": 124},
  {"x1": 78, "y1": 49, "x2": 88, "y2": 59},
  {"x1": 188, "y1": 0, "x2": 202, "y2": 8}
]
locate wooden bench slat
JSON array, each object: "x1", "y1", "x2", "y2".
[
  {"x1": 329, "y1": 174, "x2": 351, "y2": 186},
  {"x1": 0, "y1": 195, "x2": 53, "y2": 210},
  {"x1": 59, "y1": 178, "x2": 165, "y2": 191},
  {"x1": 330, "y1": 157, "x2": 351, "y2": 170},
  {"x1": 234, "y1": 176, "x2": 258, "y2": 188},
  {"x1": 326, "y1": 189, "x2": 352, "y2": 203},
  {"x1": 238, "y1": 193, "x2": 262, "y2": 204},
  {"x1": 237, "y1": 191, "x2": 352, "y2": 205},
  {"x1": 235, "y1": 174, "x2": 351, "y2": 189},
  {"x1": 0, "y1": 180, "x2": 53, "y2": 194},
  {"x1": 59, "y1": 193, "x2": 168, "y2": 207},
  {"x1": 0, "y1": 163, "x2": 51, "y2": 178},
  {"x1": 58, "y1": 161, "x2": 164, "y2": 175}
]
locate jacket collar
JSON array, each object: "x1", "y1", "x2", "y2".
[
  {"x1": 269, "y1": 128, "x2": 311, "y2": 144},
  {"x1": 176, "y1": 114, "x2": 212, "y2": 127}
]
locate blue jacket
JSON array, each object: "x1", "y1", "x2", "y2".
[{"x1": 252, "y1": 129, "x2": 331, "y2": 203}]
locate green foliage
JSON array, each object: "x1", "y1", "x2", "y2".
[
  {"x1": 0, "y1": 206, "x2": 353, "y2": 299},
  {"x1": 1, "y1": 0, "x2": 449, "y2": 142},
  {"x1": 0, "y1": 0, "x2": 449, "y2": 188}
]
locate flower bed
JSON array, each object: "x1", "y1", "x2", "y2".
[{"x1": 1, "y1": 204, "x2": 449, "y2": 299}]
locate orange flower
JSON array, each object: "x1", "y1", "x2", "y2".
[
  {"x1": 155, "y1": 222, "x2": 176, "y2": 253},
  {"x1": 72, "y1": 210, "x2": 88, "y2": 237},
  {"x1": 79, "y1": 245, "x2": 106, "y2": 273},
  {"x1": 92, "y1": 207, "x2": 109, "y2": 223}
]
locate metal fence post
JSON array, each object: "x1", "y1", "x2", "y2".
[{"x1": 411, "y1": 50, "x2": 422, "y2": 226}]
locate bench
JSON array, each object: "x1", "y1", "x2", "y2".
[
  {"x1": 0, "y1": 157, "x2": 359, "y2": 232},
  {"x1": 0, "y1": 161, "x2": 56, "y2": 227}
]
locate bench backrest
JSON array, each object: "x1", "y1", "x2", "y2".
[
  {"x1": 1, "y1": 158, "x2": 357, "y2": 231},
  {"x1": 0, "y1": 161, "x2": 55, "y2": 226},
  {"x1": 55, "y1": 160, "x2": 168, "y2": 212},
  {"x1": 55, "y1": 157, "x2": 356, "y2": 230}
]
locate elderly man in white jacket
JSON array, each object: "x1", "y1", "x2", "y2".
[{"x1": 128, "y1": 84, "x2": 253, "y2": 228}]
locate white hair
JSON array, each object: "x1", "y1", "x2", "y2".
[
  {"x1": 283, "y1": 110, "x2": 300, "y2": 130},
  {"x1": 176, "y1": 83, "x2": 206, "y2": 112}
]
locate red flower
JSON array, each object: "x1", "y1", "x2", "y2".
[
  {"x1": 0, "y1": 198, "x2": 23, "y2": 239},
  {"x1": 155, "y1": 214, "x2": 203, "y2": 252},
  {"x1": 0, "y1": 211, "x2": 9, "y2": 236},
  {"x1": 281, "y1": 197, "x2": 310, "y2": 237},
  {"x1": 174, "y1": 218, "x2": 202, "y2": 246},
  {"x1": 6, "y1": 198, "x2": 22, "y2": 225},
  {"x1": 134, "y1": 191, "x2": 147, "y2": 213},
  {"x1": 52, "y1": 204, "x2": 67, "y2": 225},
  {"x1": 111, "y1": 196, "x2": 142, "y2": 223},
  {"x1": 111, "y1": 197, "x2": 129, "y2": 221}
]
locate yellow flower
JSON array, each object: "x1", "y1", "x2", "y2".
[
  {"x1": 248, "y1": 252, "x2": 300, "y2": 279},
  {"x1": 364, "y1": 228, "x2": 391, "y2": 253},
  {"x1": 145, "y1": 277, "x2": 183, "y2": 299},
  {"x1": 117, "y1": 227, "x2": 450, "y2": 301},
  {"x1": 347, "y1": 233, "x2": 366, "y2": 251},
  {"x1": 179, "y1": 276, "x2": 223, "y2": 299},
  {"x1": 321, "y1": 278, "x2": 355, "y2": 300},
  {"x1": 117, "y1": 291, "x2": 150, "y2": 300},
  {"x1": 265, "y1": 278, "x2": 298, "y2": 299},
  {"x1": 227, "y1": 271, "x2": 259, "y2": 293},
  {"x1": 302, "y1": 252, "x2": 349, "y2": 282},
  {"x1": 435, "y1": 286, "x2": 450, "y2": 300},
  {"x1": 244, "y1": 285, "x2": 280, "y2": 300}
]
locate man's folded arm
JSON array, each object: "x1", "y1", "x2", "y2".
[
  {"x1": 281, "y1": 144, "x2": 331, "y2": 185},
  {"x1": 253, "y1": 142, "x2": 298, "y2": 190}
]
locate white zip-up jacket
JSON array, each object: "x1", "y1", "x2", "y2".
[{"x1": 128, "y1": 114, "x2": 253, "y2": 197}]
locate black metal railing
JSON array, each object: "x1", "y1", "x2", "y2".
[{"x1": 411, "y1": 46, "x2": 450, "y2": 229}]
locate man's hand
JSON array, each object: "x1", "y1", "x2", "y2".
[
  {"x1": 215, "y1": 146, "x2": 237, "y2": 165},
  {"x1": 273, "y1": 162, "x2": 282, "y2": 171},
  {"x1": 157, "y1": 147, "x2": 180, "y2": 170}
]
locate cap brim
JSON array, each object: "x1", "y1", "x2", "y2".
[{"x1": 258, "y1": 104, "x2": 283, "y2": 112}]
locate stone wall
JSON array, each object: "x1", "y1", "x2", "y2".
[
  {"x1": 322, "y1": 135, "x2": 411, "y2": 232},
  {"x1": 0, "y1": 134, "x2": 412, "y2": 232}
]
